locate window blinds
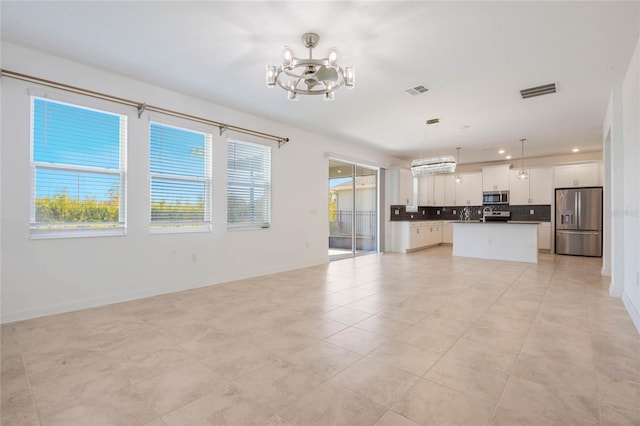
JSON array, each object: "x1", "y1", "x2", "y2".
[
  {"x1": 150, "y1": 122, "x2": 212, "y2": 229},
  {"x1": 227, "y1": 139, "x2": 271, "y2": 228},
  {"x1": 30, "y1": 97, "x2": 127, "y2": 234}
]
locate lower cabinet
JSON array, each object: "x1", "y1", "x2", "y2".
[
  {"x1": 538, "y1": 222, "x2": 551, "y2": 251},
  {"x1": 391, "y1": 221, "x2": 443, "y2": 252},
  {"x1": 442, "y1": 222, "x2": 453, "y2": 244}
]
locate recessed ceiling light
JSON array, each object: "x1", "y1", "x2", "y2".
[
  {"x1": 337, "y1": 169, "x2": 342, "y2": 174},
  {"x1": 505, "y1": 155, "x2": 512, "y2": 160},
  {"x1": 498, "y1": 149, "x2": 505, "y2": 154},
  {"x1": 572, "y1": 148, "x2": 580, "y2": 153}
]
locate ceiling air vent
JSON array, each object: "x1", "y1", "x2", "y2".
[
  {"x1": 520, "y1": 83, "x2": 556, "y2": 99},
  {"x1": 405, "y1": 84, "x2": 430, "y2": 96}
]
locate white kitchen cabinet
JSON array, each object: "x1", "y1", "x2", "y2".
[
  {"x1": 443, "y1": 174, "x2": 456, "y2": 206},
  {"x1": 427, "y1": 222, "x2": 442, "y2": 246},
  {"x1": 433, "y1": 175, "x2": 445, "y2": 206},
  {"x1": 538, "y1": 222, "x2": 551, "y2": 250},
  {"x1": 554, "y1": 163, "x2": 601, "y2": 188},
  {"x1": 509, "y1": 168, "x2": 553, "y2": 205},
  {"x1": 388, "y1": 167, "x2": 415, "y2": 205},
  {"x1": 442, "y1": 221, "x2": 453, "y2": 244},
  {"x1": 391, "y1": 221, "x2": 442, "y2": 252},
  {"x1": 530, "y1": 168, "x2": 553, "y2": 204},
  {"x1": 455, "y1": 172, "x2": 483, "y2": 205},
  {"x1": 417, "y1": 174, "x2": 435, "y2": 206},
  {"x1": 482, "y1": 164, "x2": 510, "y2": 191},
  {"x1": 509, "y1": 169, "x2": 529, "y2": 205}
]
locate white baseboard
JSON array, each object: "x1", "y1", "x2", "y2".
[
  {"x1": 609, "y1": 281, "x2": 624, "y2": 297},
  {"x1": 622, "y1": 292, "x2": 640, "y2": 335},
  {"x1": 1, "y1": 257, "x2": 329, "y2": 324}
]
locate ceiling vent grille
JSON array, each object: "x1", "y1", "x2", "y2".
[
  {"x1": 520, "y1": 83, "x2": 556, "y2": 99},
  {"x1": 405, "y1": 84, "x2": 430, "y2": 96}
]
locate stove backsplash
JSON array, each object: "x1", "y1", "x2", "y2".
[{"x1": 390, "y1": 204, "x2": 551, "y2": 222}]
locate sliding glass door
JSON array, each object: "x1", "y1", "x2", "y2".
[{"x1": 328, "y1": 160, "x2": 378, "y2": 259}]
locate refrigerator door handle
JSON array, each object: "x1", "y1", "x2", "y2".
[
  {"x1": 577, "y1": 191, "x2": 581, "y2": 228},
  {"x1": 557, "y1": 230, "x2": 600, "y2": 235}
]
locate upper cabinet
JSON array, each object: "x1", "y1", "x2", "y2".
[
  {"x1": 421, "y1": 172, "x2": 484, "y2": 206},
  {"x1": 509, "y1": 168, "x2": 552, "y2": 205},
  {"x1": 455, "y1": 172, "x2": 483, "y2": 206},
  {"x1": 388, "y1": 167, "x2": 414, "y2": 205},
  {"x1": 482, "y1": 164, "x2": 510, "y2": 191},
  {"x1": 442, "y1": 174, "x2": 456, "y2": 206},
  {"x1": 417, "y1": 174, "x2": 435, "y2": 206},
  {"x1": 554, "y1": 163, "x2": 601, "y2": 188}
]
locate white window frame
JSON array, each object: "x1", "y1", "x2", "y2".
[
  {"x1": 149, "y1": 121, "x2": 212, "y2": 233},
  {"x1": 227, "y1": 138, "x2": 272, "y2": 231},
  {"x1": 30, "y1": 96, "x2": 127, "y2": 239}
]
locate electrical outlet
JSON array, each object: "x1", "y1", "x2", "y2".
[
  {"x1": 395, "y1": 209, "x2": 400, "y2": 215},
  {"x1": 453, "y1": 210, "x2": 457, "y2": 215},
  {"x1": 437, "y1": 210, "x2": 440, "y2": 215},
  {"x1": 410, "y1": 214, "x2": 414, "y2": 219},
  {"x1": 422, "y1": 210, "x2": 426, "y2": 215},
  {"x1": 530, "y1": 209, "x2": 535, "y2": 215}
]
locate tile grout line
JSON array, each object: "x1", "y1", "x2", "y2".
[{"x1": 485, "y1": 262, "x2": 552, "y2": 425}]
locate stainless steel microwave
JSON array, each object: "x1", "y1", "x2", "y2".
[{"x1": 482, "y1": 191, "x2": 509, "y2": 205}]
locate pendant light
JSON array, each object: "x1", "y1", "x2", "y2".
[
  {"x1": 454, "y1": 147, "x2": 463, "y2": 183},
  {"x1": 518, "y1": 138, "x2": 529, "y2": 180}
]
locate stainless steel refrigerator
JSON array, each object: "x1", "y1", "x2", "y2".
[{"x1": 555, "y1": 187, "x2": 603, "y2": 257}]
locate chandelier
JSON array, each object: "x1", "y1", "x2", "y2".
[
  {"x1": 266, "y1": 33, "x2": 355, "y2": 101},
  {"x1": 454, "y1": 147, "x2": 463, "y2": 183},
  {"x1": 411, "y1": 119, "x2": 457, "y2": 176}
]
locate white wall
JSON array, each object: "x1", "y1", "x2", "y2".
[
  {"x1": 621, "y1": 35, "x2": 640, "y2": 331},
  {"x1": 0, "y1": 43, "x2": 398, "y2": 322},
  {"x1": 604, "y1": 34, "x2": 640, "y2": 333}
]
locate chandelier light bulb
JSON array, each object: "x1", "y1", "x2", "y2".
[
  {"x1": 324, "y1": 91, "x2": 335, "y2": 102},
  {"x1": 328, "y1": 47, "x2": 338, "y2": 69},
  {"x1": 344, "y1": 66, "x2": 355, "y2": 88},
  {"x1": 266, "y1": 65, "x2": 277, "y2": 86},
  {"x1": 282, "y1": 47, "x2": 294, "y2": 69},
  {"x1": 287, "y1": 91, "x2": 298, "y2": 101}
]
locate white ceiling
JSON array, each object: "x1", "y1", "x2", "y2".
[{"x1": 1, "y1": 1, "x2": 638, "y2": 164}]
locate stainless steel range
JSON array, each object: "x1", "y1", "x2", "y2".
[{"x1": 483, "y1": 209, "x2": 511, "y2": 222}]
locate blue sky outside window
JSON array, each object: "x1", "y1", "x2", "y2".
[{"x1": 31, "y1": 97, "x2": 126, "y2": 233}]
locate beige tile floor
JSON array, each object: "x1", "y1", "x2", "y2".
[{"x1": 2, "y1": 246, "x2": 639, "y2": 426}]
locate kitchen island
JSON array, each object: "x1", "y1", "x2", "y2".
[{"x1": 452, "y1": 221, "x2": 538, "y2": 263}]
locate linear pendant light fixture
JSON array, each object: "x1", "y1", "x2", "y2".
[
  {"x1": 266, "y1": 33, "x2": 355, "y2": 101},
  {"x1": 411, "y1": 119, "x2": 457, "y2": 176},
  {"x1": 518, "y1": 138, "x2": 529, "y2": 180}
]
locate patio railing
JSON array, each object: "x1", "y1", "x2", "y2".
[{"x1": 329, "y1": 210, "x2": 376, "y2": 237}]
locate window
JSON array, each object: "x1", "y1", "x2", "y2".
[
  {"x1": 30, "y1": 97, "x2": 127, "y2": 237},
  {"x1": 227, "y1": 139, "x2": 271, "y2": 229},
  {"x1": 150, "y1": 122, "x2": 212, "y2": 231}
]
